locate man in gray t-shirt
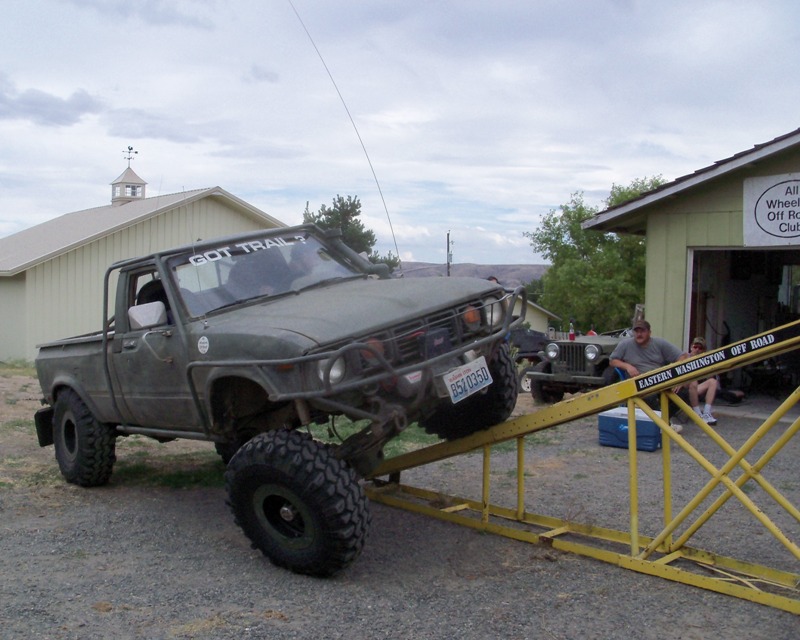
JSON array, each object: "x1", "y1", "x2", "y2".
[
  {"x1": 609, "y1": 320, "x2": 684, "y2": 376},
  {"x1": 609, "y1": 319, "x2": 701, "y2": 418}
]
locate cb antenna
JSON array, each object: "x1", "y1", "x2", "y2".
[
  {"x1": 123, "y1": 145, "x2": 138, "y2": 168},
  {"x1": 287, "y1": 0, "x2": 402, "y2": 271}
]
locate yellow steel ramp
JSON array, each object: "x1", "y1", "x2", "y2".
[{"x1": 365, "y1": 320, "x2": 800, "y2": 614}]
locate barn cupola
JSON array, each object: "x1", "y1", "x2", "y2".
[{"x1": 111, "y1": 146, "x2": 147, "y2": 206}]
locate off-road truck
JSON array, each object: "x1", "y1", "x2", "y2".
[
  {"x1": 34, "y1": 224, "x2": 523, "y2": 576},
  {"x1": 527, "y1": 332, "x2": 624, "y2": 403}
]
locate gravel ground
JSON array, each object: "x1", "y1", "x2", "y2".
[{"x1": 1, "y1": 372, "x2": 798, "y2": 639}]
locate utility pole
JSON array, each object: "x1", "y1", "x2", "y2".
[{"x1": 446, "y1": 231, "x2": 453, "y2": 277}]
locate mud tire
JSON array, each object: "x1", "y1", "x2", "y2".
[
  {"x1": 53, "y1": 388, "x2": 117, "y2": 487},
  {"x1": 225, "y1": 430, "x2": 370, "y2": 576},
  {"x1": 530, "y1": 361, "x2": 564, "y2": 404},
  {"x1": 421, "y1": 342, "x2": 518, "y2": 440}
]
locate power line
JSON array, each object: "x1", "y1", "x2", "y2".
[{"x1": 286, "y1": 0, "x2": 402, "y2": 271}]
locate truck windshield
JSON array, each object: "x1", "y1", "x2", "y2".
[{"x1": 168, "y1": 233, "x2": 361, "y2": 316}]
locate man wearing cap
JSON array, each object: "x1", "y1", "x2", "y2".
[{"x1": 609, "y1": 320, "x2": 706, "y2": 427}]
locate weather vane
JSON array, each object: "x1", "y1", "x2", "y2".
[{"x1": 122, "y1": 145, "x2": 138, "y2": 167}]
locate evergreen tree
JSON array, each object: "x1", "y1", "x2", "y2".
[{"x1": 303, "y1": 195, "x2": 399, "y2": 270}]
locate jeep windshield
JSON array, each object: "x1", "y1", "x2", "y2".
[{"x1": 168, "y1": 232, "x2": 361, "y2": 316}]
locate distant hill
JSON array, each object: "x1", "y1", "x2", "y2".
[{"x1": 397, "y1": 262, "x2": 548, "y2": 288}]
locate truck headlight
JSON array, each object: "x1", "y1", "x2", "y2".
[
  {"x1": 483, "y1": 296, "x2": 505, "y2": 329},
  {"x1": 545, "y1": 342, "x2": 559, "y2": 360},
  {"x1": 585, "y1": 344, "x2": 600, "y2": 362},
  {"x1": 318, "y1": 357, "x2": 347, "y2": 385}
]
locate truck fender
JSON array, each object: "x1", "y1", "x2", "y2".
[
  {"x1": 47, "y1": 377, "x2": 110, "y2": 427},
  {"x1": 204, "y1": 366, "x2": 277, "y2": 401},
  {"x1": 203, "y1": 367, "x2": 278, "y2": 426}
]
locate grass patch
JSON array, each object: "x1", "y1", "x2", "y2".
[
  {"x1": 0, "y1": 360, "x2": 36, "y2": 378},
  {"x1": 113, "y1": 453, "x2": 225, "y2": 488},
  {"x1": 1, "y1": 418, "x2": 34, "y2": 433},
  {"x1": 20, "y1": 466, "x2": 62, "y2": 487},
  {"x1": 307, "y1": 417, "x2": 553, "y2": 458},
  {"x1": 307, "y1": 418, "x2": 441, "y2": 458},
  {"x1": 505, "y1": 467, "x2": 533, "y2": 478}
]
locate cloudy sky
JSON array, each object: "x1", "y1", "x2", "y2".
[{"x1": 2, "y1": 0, "x2": 799, "y2": 266}]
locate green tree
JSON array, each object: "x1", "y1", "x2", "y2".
[
  {"x1": 525, "y1": 277, "x2": 544, "y2": 305},
  {"x1": 303, "y1": 195, "x2": 400, "y2": 270},
  {"x1": 524, "y1": 176, "x2": 664, "y2": 332}
]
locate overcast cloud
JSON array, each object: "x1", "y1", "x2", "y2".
[{"x1": 1, "y1": 0, "x2": 799, "y2": 264}]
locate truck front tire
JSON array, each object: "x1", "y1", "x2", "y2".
[
  {"x1": 421, "y1": 341, "x2": 518, "y2": 440},
  {"x1": 53, "y1": 389, "x2": 117, "y2": 487},
  {"x1": 225, "y1": 429, "x2": 370, "y2": 576}
]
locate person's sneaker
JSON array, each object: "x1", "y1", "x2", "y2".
[
  {"x1": 701, "y1": 410, "x2": 717, "y2": 426},
  {"x1": 670, "y1": 422, "x2": 683, "y2": 434}
]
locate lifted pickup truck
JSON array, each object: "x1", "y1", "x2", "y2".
[{"x1": 34, "y1": 224, "x2": 523, "y2": 576}]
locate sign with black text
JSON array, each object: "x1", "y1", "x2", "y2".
[{"x1": 744, "y1": 173, "x2": 800, "y2": 246}]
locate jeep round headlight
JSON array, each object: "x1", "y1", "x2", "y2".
[
  {"x1": 545, "y1": 342, "x2": 560, "y2": 360},
  {"x1": 318, "y1": 357, "x2": 346, "y2": 385},
  {"x1": 585, "y1": 344, "x2": 601, "y2": 362}
]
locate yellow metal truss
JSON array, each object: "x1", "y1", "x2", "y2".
[{"x1": 365, "y1": 321, "x2": 800, "y2": 614}]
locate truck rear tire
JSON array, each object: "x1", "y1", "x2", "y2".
[
  {"x1": 53, "y1": 389, "x2": 117, "y2": 487},
  {"x1": 421, "y1": 342, "x2": 518, "y2": 440},
  {"x1": 225, "y1": 429, "x2": 370, "y2": 576}
]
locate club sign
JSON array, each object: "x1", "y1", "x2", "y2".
[{"x1": 744, "y1": 174, "x2": 800, "y2": 246}]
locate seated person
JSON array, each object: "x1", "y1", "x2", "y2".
[
  {"x1": 608, "y1": 320, "x2": 709, "y2": 428},
  {"x1": 688, "y1": 337, "x2": 717, "y2": 425}
]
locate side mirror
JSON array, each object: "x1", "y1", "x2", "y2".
[{"x1": 128, "y1": 301, "x2": 168, "y2": 329}]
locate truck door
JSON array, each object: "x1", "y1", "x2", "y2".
[{"x1": 109, "y1": 268, "x2": 202, "y2": 429}]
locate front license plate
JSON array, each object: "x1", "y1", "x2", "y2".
[{"x1": 444, "y1": 356, "x2": 493, "y2": 404}]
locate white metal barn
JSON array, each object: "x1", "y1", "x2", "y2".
[{"x1": 0, "y1": 168, "x2": 285, "y2": 361}]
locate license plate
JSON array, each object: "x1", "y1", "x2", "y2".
[{"x1": 443, "y1": 356, "x2": 493, "y2": 404}]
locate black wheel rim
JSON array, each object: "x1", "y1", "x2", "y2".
[
  {"x1": 61, "y1": 415, "x2": 78, "y2": 461},
  {"x1": 253, "y1": 484, "x2": 316, "y2": 550}
]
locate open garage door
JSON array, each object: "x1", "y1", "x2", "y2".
[{"x1": 691, "y1": 248, "x2": 800, "y2": 390}]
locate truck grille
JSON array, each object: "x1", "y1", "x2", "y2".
[
  {"x1": 557, "y1": 343, "x2": 588, "y2": 373},
  {"x1": 394, "y1": 310, "x2": 459, "y2": 363},
  {"x1": 356, "y1": 301, "x2": 486, "y2": 371}
]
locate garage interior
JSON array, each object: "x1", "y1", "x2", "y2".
[{"x1": 691, "y1": 248, "x2": 800, "y2": 392}]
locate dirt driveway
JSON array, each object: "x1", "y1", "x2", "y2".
[{"x1": 1, "y1": 370, "x2": 797, "y2": 639}]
